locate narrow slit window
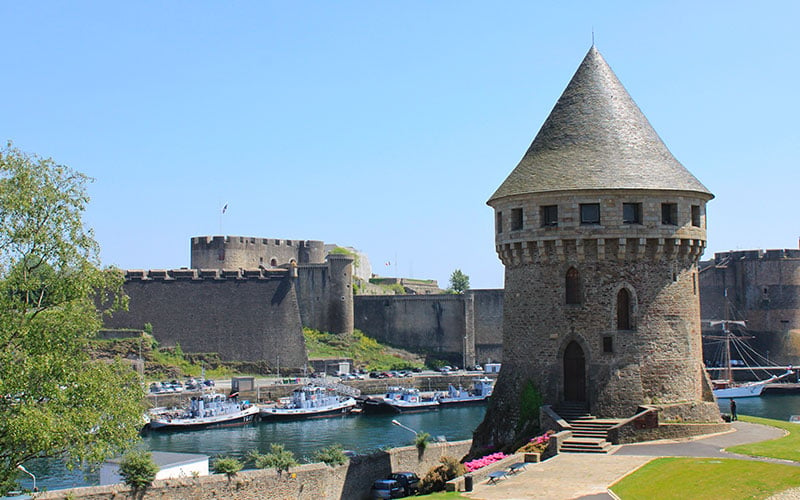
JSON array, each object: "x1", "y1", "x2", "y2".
[
  {"x1": 617, "y1": 288, "x2": 631, "y2": 330},
  {"x1": 510, "y1": 208, "x2": 523, "y2": 231},
  {"x1": 691, "y1": 205, "x2": 701, "y2": 227},
  {"x1": 566, "y1": 267, "x2": 580, "y2": 305},
  {"x1": 496, "y1": 211, "x2": 503, "y2": 234}
]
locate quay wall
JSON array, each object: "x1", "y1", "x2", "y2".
[{"x1": 38, "y1": 440, "x2": 472, "y2": 500}]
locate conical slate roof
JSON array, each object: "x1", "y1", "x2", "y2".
[{"x1": 489, "y1": 47, "x2": 712, "y2": 203}]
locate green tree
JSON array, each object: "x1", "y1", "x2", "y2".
[
  {"x1": 0, "y1": 143, "x2": 145, "y2": 495},
  {"x1": 448, "y1": 269, "x2": 470, "y2": 294},
  {"x1": 248, "y1": 444, "x2": 298, "y2": 475},
  {"x1": 212, "y1": 456, "x2": 243, "y2": 480},
  {"x1": 313, "y1": 444, "x2": 348, "y2": 467},
  {"x1": 118, "y1": 450, "x2": 158, "y2": 491}
]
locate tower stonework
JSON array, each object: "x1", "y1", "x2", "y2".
[
  {"x1": 475, "y1": 47, "x2": 721, "y2": 450},
  {"x1": 191, "y1": 236, "x2": 325, "y2": 270}
]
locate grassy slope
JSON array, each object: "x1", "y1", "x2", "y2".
[
  {"x1": 303, "y1": 328, "x2": 425, "y2": 371},
  {"x1": 611, "y1": 415, "x2": 800, "y2": 499}
]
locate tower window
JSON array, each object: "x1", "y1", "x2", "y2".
[
  {"x1": 691, "y1": 205, "x2": 701, "y2": 227},
  {"x1": 617, "y1": 288, "x2": 631, "y2": 330},
  {"x1": 661, "y1": 203, "x2": 678, "y2": 225},
  {"x1": 496, "y1": 211, "x2": 503, "y2": 234},
  {"x1": 566, "y1": 267, "x2": 580, "y2": 305},
  {"x1": 541, "y1": 205, "x2": 558, "y2": 227},
  {"x1": 510, "y1": 208, "x2": 523, "y2": 231},
  {"x1": 603, "y1": 336, "x2": 613, "y2": 353},
  {"x1": 623, "y1": 203, "x2": 642, "y2": 224},
  {"x1": 580, "y1": 204, "x2": 600, "y2": 224}
]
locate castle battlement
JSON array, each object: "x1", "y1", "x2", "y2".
[
  {"x1": 191, "y1": 235, "x2": 324, "y2": 251},
  {"x1": 714, "y1": 248, "x2": 800, "y2": 264},
  {"x1": 125, "y1": 268, "x2": 289, "y2": 281}
]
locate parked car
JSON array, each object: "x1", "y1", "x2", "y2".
[
  {"x1": 389, "y1": 472, "x2": 420, "y2": 495},
  {"x1": 370, "y1": 479, "x2": 405, "y2": 499}
]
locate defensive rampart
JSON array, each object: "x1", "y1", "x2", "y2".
[
  {"x1": 191, "y1": 235, "x2": 326, "y2": 269},
  {"x1": 354, "y1": 290, "x2": 504, "y2": 365},
  {"x1": 103, "y1": 268, "x2": 307, "y2": 369}
]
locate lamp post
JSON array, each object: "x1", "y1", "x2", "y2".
[
  {"x1": 391, "y1": 419, "x2": 419, "y2": 436},
  {"x1": 17, "y1": 464, "x2": 36, "y2": 492}
]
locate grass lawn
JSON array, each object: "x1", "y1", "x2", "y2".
[
  {"x1": 728, "y1": 415, "x2": 800, "y2": 462},
  {"x1": 610, "y1": 457, "x2": 800, "y2": 500},
  {"x1": 416, "y1": 492, "x2": 468, "y2": 499},
  {"x1": 611, "y1": 415, "x2": 800, "y2": 499}
]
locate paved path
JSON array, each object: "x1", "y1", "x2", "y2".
[{"x1": 463, "y1": 422, "x2": 790, "y2": 500}]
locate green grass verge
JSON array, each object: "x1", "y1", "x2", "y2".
[
  {"x1": 416, "y1": 492, "x2": 467, "y2": 499},
  {"x1": 610, "y1": 457, "x2": 800, "y2": 500},
  {"x1": 727, "y1": 415, "x2": 800, "y2": 462}
]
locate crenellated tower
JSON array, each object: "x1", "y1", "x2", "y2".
[{"x1": 475, "y1": 46, "x2": 721, "y2": 450}]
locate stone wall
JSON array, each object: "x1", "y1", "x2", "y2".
[
  {"x1": 103, "y1": 269, "x2": 307, "y2": 369},
  {"x1": 353, "y1": 291, "x2": 504, "y2": 366},
  {"x1": 38, "y1": 441, "x2": 472, "y2": 500},
  {"x1": 699, "y1": 248, "x2": 800, "y2": 364},
  {"x1": 190, "y1": 235, "x2": 326, "y2": 269}
]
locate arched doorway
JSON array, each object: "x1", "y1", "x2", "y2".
[{"x1": 563, "y1": 341, "x2": 586, "y2": 402}]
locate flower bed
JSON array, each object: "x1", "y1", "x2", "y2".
[{"x1": 463, "y1": 452, "x2": 507, "y2": 472}]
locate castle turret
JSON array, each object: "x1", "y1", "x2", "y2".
[
  {"x1": 190, "y1": 236, "x2": 325, "y2": 269},
  {"x1": 475, "y1": 47, "x2": 720, "y2": 450},
  {"x1": 325, "y1": 253, "x2": 355, "y2": 334}
]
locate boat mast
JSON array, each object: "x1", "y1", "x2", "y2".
[{"x1": 709, "y1": 288, "x2": 746, "y2": 384}]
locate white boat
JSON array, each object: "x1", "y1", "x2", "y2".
[
  {"x1": 361, "y1": 387, "x2": 439, "y2": 414},
  {"x1": 259, "y1": 385, "x2": 357, "y2": 420},
  {"x1": 437, "y1": 377, "x2": 494, "y2": 405},
  {"x1": 706, "y1": 317, "x2": 795, "y2": 399},
  {"x1": 148, "y1": 393, "x2": 259, "y2": 430}
]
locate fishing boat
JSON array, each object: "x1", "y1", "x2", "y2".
[
  {"x1": 436, "y1": 377, "x2": 494, "y2": 405},
  {"x1": 259, "y1": 385, "x2": 357, "y2": 420},
  {"x1": 147, "y1": 393, "x2": 259, "y2": 431},
  {"x1": 361, "y1": 387, "x2": 439, "y2": 414},
  {"x1": 706, "y1": 318, "x2": 794, "y2": 399}
]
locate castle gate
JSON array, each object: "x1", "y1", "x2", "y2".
[{"x1": 563, "y1": 341, "x2": 586, "y2": 402}]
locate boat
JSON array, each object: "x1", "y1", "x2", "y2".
[
  {"x1": 147, "y1": 393, "x2": 259, "y2": 431},
  {"x1": 259, "y1": 385, "x2": 357, "y2": 420},
  {"x1": 436, "y1": 377, "x2": 494, "y2": 405},
  {"x1": 705, "y1": 317, "x2": 795, "y2": 399},
  {"x1": 361, "y1": 386, "x2": 439, "y2": 414}
]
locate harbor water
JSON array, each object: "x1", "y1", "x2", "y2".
[{"x1": 22, "y1": 394, "x2": 800, "y2": 492}]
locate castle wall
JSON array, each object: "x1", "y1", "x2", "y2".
[
  {"x1": 103, "y1": 269, "x2": 307, "y2": 369},
  {"x1": 353, "y1": 290, "x2": 504, "y2": 365},
  {"x1": 190, "y1": 235, "x2": 325, "y2": 269},
  {"x1": 700, "y1": 248, "x2": 800, "y2": 364}
]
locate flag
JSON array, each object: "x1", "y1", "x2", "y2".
[
  {"x1": 222, "y1": 203, "x2": 228, "y2": 214},
  {"x1": 385, "y1": 261, "x2": 390, "y2": 266}
]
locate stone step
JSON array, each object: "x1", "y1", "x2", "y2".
[{"x1": 561, "y1": 438, "x2": 613, "y2": 454}]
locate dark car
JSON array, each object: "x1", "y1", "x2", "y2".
[
  {"x1": 389, "y1": 472, "x2": 420, "y2": 495},
  {"x1": 370, "y1": 479, "x2": 404, "y2": 499}
]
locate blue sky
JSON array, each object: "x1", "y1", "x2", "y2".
[{"x1": 2, "y1": 2, "x2": 797, "y2": 289}]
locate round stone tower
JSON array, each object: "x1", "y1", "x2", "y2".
[
  {"x1": 190, "y1": 236, "x2": 326, "y2": 269},
  {"x1": 326, "y1": 252, "x2": 355, "y2": 335},
  {"x1": 475, "y1": 47, "x2": 720, "y2": 450}
]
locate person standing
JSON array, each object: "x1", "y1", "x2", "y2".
[{"x1": 730, "y1": 399, "x2": 737, "y2": 421}]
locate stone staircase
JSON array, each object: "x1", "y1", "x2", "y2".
[{"x1": 555, "y1": 403, "x2": 619, "y2": 454}]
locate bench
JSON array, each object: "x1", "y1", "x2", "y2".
[
  {"x1": 508, "y1": 462, "x2": 527, "y2": 474},
  {"x1": 487, "y1": 470, "x2": 507, "y2": 485}
]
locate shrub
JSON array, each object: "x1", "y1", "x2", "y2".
[
  {"x1": 464, "y1": 452, "x2": 507, "y2": 472},
  {"x1": 419, "y1": 456, "x2": 466, "y2": 494},
  {"x1": 517, "y1": 380, "x2": 543, "y2": 432},
  {"x1": 248, "y1": 444, "x2": 298, "y2": 475},
  {"x1": 415, "y1": 432, "x2": 430, "y2": 451},
  {"x1": 212, "y1": 456, "x2": 243, "y2": 479},
  {"x1": 118, "y1": 450, "x2": 158, "y2": 490},
  {"x1": 313, "y1": 444, "x2": 347, "y2": 467},
  {"x1": 516, "y1": 430, "x2": 555, "y2": 454}
]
